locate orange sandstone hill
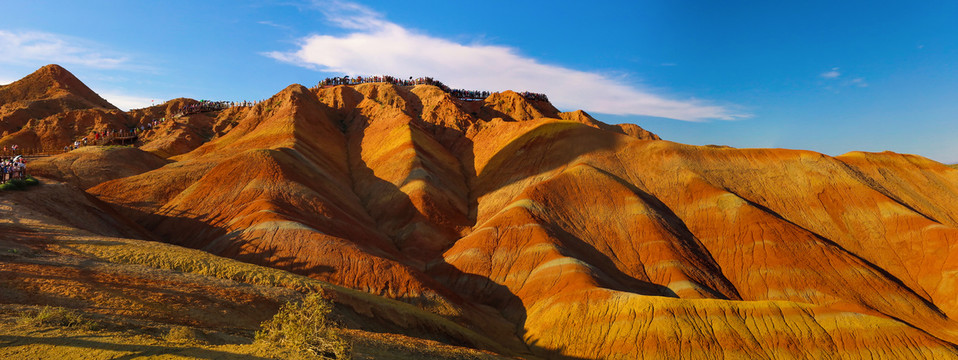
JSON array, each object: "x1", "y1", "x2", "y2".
[
  {"x1": 0, "y1": 65, "x2": 131, "y2": 151},
  {"x1": 6, "y1": 65, "x2": 958, "y2": 359}
]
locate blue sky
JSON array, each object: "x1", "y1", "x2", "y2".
[{"x1": 1, "y1": 1, "x2": 956, "y2": 163}]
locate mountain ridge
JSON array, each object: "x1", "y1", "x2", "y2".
[{"x1": 6, "y1": 64, "x2": 958, "y2": 359}]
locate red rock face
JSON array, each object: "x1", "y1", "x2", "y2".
[{"x1": 9, "y1": 65, "x2": 958, "y2": 358}]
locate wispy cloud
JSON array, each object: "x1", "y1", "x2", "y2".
[
  {"x1": 820, "y1": 67, "x2": 841, "y2": 79},
  {"x1": 0, "y1": 30, "x2": 165, "y2": 110},
  {"x1": 258, "y1": 21, "x2": 294, "y2": 32},
  {"x1": 265, "y1": 1, "x2": 746, "y2": 121},
  {"x1": 0, "y1": 30, "x2": 132, "y2": 69},
  {"x1": 820, "y1": 67, "x2": 867, "y2": 90}
]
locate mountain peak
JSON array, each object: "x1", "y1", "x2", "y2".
[{"x1": 0, "y1": 64, "x2": 116, "y2": 110}]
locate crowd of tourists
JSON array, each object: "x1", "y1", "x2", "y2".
[
  {"x1": 449, "y1": 89, "x2": 493, "y2": 101},
  {"x1": 0, "y1": 155, "x2": 27, "y2": 183},
  {"x1": 317, "y1": 75, "x2": 446, "y2": 87},
  {"x1": 65, "y1": 128, "x2": 134, "y2": 151},
  {"x1": 314, "y1": 75, "x2": 549, "y2": 102},
  {"x1": 173, "y1": 100, "x2": 232, "y2": 118},
  {"x1": 517, "y1": 91, "x2": 549, "y2": 102},
  {"x1": 171, "y1": 99, "x2": 269, "y2": 118},
  {"x1": 141, "y1": 118, "x2": 165, "y2": 131}
]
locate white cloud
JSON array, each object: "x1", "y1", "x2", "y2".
[
  {"x1": 0, "y1": 30, "x2": 131, "y2": 69},
  {"x1": 99, "y1": 92, "x2": 156, "y2": 111},
  {"x1": 258, "y1": 21, "x2": 294, "y2": 32},
  {"x1": 265, "y1": 1, "x2": 746, "y2": 121},
  {"x1": 820, "y1": 67, "x2": 868, "y2": 90},
  {"x1": 821, "y1": 67, "x2": 841, "y2": 79}
]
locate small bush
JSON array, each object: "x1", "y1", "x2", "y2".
[
  {"x1": 165, "y1": 325, "x2": 205, "y2": 344},
  {"x1": 0, "y1": 180, "x2": 23, "y2": 191},
  {"x1": 17, "y1": 306, "x2": 99, "y2": 330},
  {"x1": 255, "y1": 292, "x2": 350, "y2": 359},
  {"x1": 0, "y1": 175, "x2": 40, "y2": 191}
]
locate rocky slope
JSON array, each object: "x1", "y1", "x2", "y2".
[{"x1": 4, "y1": 64, "x2": 958, "y2": 359}]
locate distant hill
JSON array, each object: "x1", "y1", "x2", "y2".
[
  {"x1": 0, "y1": 64, "x2": 116, "y2": 109},
  {"x1": 0, "y1": 64, "x2": 127, "y2": 151}
]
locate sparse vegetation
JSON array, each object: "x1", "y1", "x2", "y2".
[
  {"x1": 255, "y1": 292, "x2": 351, "y2": 359},
  {"x1": 0, "y1": 175, "x2": 40, "y2": 191},
  {"x1": 69, "y1": 238, "x2": 324, "y2": 292},
  {"x1": 58, "y1": 230, "x2": 510, "y2": 355},
  {"x1": 164, "y1": 325, "x2": 206, "y2": 345},
  {"x1": 16, "y1": 306, "x2": 99, "y2": 331}
]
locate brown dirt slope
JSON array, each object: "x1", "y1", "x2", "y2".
[{"x1": 29, "y1": 145, "x2": 170, "y2": 189}]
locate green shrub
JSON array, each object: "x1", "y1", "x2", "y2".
[
  {"x1": 17, "y1": 306, "x2": 99, "y2": 330},
  {"x1": 0, "y1": 180, "x2": 24, "y2": 191},
  {"x1": 0, "y1": 175, "x2": 40, "y2": 191},
  {"x1": 165, "y1": 325, "x2": 205, "y2": 344},
  {"x1": 255, "y1": 292, "x2": 350, "y2": 359}
]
